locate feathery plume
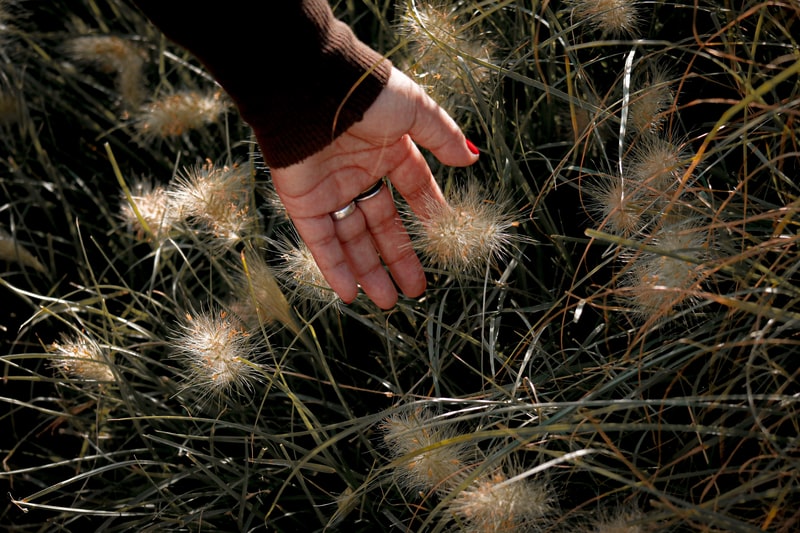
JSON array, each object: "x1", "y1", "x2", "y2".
[
  {"x1": 167, "y1": 160, "x2": 256, "y2": 246},
  {"x1": 119, "y1": 177, "x2": 181, "y2": 243},
  {"x1": 49, "y1": 333, "x2": 114, "y2": 383},
  {"x1": 63, "y1": 35, "x2": 147, "y2": 108},
  {"x1": 170, "y1": 308, "x2": 262, "y2": 405},
  {"x1": 565, "y1": 0, "x2": 641, "y2": 38},
  {"x1": 447, "y1": 467, "x2": 554, "y2": 533},
  {"x1": 406, "y1": 179, "x2": 526, "y2": 278},
  {"x1": 134, "y1": 90, "x2": 229, "y2": 139},
  {"x1": 381, "y1": 407, "x2": 469, "y2": 495}
]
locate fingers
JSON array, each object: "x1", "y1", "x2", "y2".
[
  {"x1": 290, "y1": 214, "x2": 360, "y2": 304},
  {"x1": 331, "y1": 202, "x2": 400, "y2": 309},
  {"x1": 388, "y1": 68, "x2": 480, "y2": 168},
  {"x1": 290, "y1": 180, "x2": 425, "y2": 310},
  {"x1": 355, "y1": 182, "x2": 426, "y2": 299}
]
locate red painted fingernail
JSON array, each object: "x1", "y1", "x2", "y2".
[{"x1": 466, "y1": 139, "x2": 480, "y2": 155}]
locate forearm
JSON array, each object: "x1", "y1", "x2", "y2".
[{"x1": 132, "y1": 0, "x2": 391, "y2": 168}]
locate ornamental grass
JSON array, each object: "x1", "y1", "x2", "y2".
[{"x1": 2, "y1": 1, "x2": 798, "y2": 531}]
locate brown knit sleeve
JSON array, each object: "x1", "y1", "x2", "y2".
[{"x1": 131, "y1": 0, "x2": 391, "y2": 168}]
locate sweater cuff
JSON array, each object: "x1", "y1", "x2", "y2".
[
  {"x1": 245, "y1": 18, "x2": 391, "y2": 169},
  {"x1": 132, "y1": 0, "x2": 391, "y2": 169}
]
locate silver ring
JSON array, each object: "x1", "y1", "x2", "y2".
[
  {"x1": 330, "y1": 201, "x2": 357, "y2": 221},
  {"x1": 354, "y1": 178, "x2": 385, "y2": 203}
]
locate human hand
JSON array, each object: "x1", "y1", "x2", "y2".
[{"x1": 270, "y1": 67, "x2": 480, "y2": 309}]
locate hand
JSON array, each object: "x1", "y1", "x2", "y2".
[{"x1": 270, "y1": 67, "x2": 479, "y2": 309}]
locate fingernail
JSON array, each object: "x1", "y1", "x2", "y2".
[{"x1": 466, "y1": 139, "x2": 480, "y2": 155}]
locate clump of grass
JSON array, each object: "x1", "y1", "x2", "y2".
[{"x1": 2, "y1": 1, "x2": 799, "y2": 532}]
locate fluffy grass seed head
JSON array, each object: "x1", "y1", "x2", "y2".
[
  {"x1": 271, "y1": 232, "x2": 340, "y2": 308},
  {"x1": 628, "y1": 62, "x2": 675, "y2": 135},
  {"x1": 167, "y1": 161, "x2": 256, "y2": 246},
  {"x1": 619, "y1": 217, "x2": 710, "y2": 320},
  {"x1": 586, "y1": 134, "x2": 692, "y2": 236},
  {"x1": 259, "y1": 180, "x2": 289, "y2": 223},
  {"x1": 119, "y1": 177, "x2": 181, "y2": 243},
  {"x1": 63, "y1": 35, "x2": 147, "y2": 108},
  {"x1": 49, "y1": 333, "x2": 114, "y2": 383},
  {"x1": 134, "y1": 90, "x2": 229, "y2": 139},
  {"x1": 381, "y1": 408, "x2": 470, "y2": 495},
  {"x1": 583, "y1": 172, "x2": 651, "y2": 236},
  {"x1": 625, "y1": 134, "x2": 690, "y2": 196},
  {"x1": 565, "y1": 0, "x2": 641, "y2": 38},
  {"x1": 447, "y1": 468, "x2": 554, "y2": 533},
  {"x1": 407, "y1": 180, "x2": 524, "y2": 278},
  {"x1": 170, "y1": 308, "x2": 262, "y2": 405},
  {"x1": 396, "y1": 1, "x2": 496, "y2": 117}
]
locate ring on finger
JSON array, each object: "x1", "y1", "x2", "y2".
[
  {"x1": 330, "y1": 201, "x2": 357, "y2": 221},
  {"x1": 354, "y1": 178, "x2": 385, "y2": 203}
]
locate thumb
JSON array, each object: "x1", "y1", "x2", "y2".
[{"x1": 394, "y1": 71, "x2": 480, "y2": 167}]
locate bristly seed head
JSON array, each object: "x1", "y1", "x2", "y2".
[
  {"x1": 271, "y1": 232, "x2": 340, "y2": 309},
  {"x1": 396, "y1": 1, "x2": 496, "y2": 118},
  {"x1": 119, "y1": 178, "x2": 180, "y2": 243},
  {"x1": 447, "y1": 467, "x2": 554, "y2": 533},
  {"x1": 381, "y1": 407, "x2": 470, "y2": 495},
  {"x1": 618, "y1": 217, "x2": 710, "y2": 320},
  {"x1": 167, "y1": 160, "x2": 255, "y2": 246},
  {"x1": 170, "y1": 308, "x2": 262, "y2": 406},
  {"x1": 565, "y1": 0, "x2": 642, "y2": 38},
  {"x1": 49, "y1": 333, "x2": 114, "y2": 383},
  {"x1": 406, "y1": 179, "x2": 526, "y2": 278},
  {"x1": 135, "y1": 90, "x2": 229, "y2": 139}
]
